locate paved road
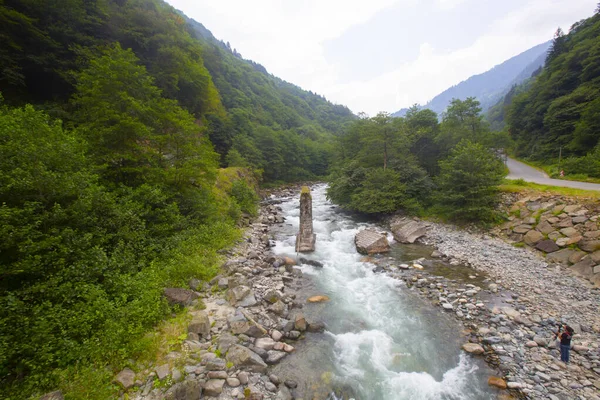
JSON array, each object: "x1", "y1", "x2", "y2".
[{"x1": 506, "y1": 157, "x2": 600, "y2": 191}]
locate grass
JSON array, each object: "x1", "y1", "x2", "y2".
[{"x1": 500, "y1": 178, "x2": 600, "y2": 199}]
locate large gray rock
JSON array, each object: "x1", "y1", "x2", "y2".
[
  {"x1": 113, "y1": 368, "x2": 136, "y2": 389},
  {"x1": 546, "y1": 248, "x2": 574, "y2": 265},
  {"x1": 228, "y1": 285, "x2": 251, "y2": 305},
  {"x1": 163, "y1": 288, "x2": 199, "y2": 306},
  {"x1": 569, "y1": 257, "x2": 595, "y2": 279},
  {"x1": 164, "y1": 380, "x2": 202, "y2": 400},
  {"x1": 536, "y1": 220, "x2": 555, "y2": 235},
  {"x1": 203, "y1": 379, "x2": 225, "y2": 397},
  {"x1": 225, "y1": 345, "x2": 268, "y2": 373},
  {"x1": 188, "y1": 310, "x2": 210, "y2": 338},
  {"x1": 524, "y1": 230, "x2": 544, "y2": 246},
  {"x1": 579, "y1": 239, "x2": 600, "y2": 252},
  {"x1": 391, "y1": 219, "x2": 427, "y2": 243},
  {"x1": 354, "y1": 229, "x2": 390, "y2": 255},
  {"x1": 535, "y1": 240, "x2": 559, "y2": 253}
]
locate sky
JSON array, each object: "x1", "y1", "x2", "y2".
[{"x1": 166, "y1": 0, "x2": 597, "y2": 115}]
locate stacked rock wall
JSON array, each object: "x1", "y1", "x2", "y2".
[{"x1": 496, "y1": 194, "x2": 600, "y2": 287}]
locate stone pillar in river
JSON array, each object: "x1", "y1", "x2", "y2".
[{"x1": 295, "y1": 186, "x2": 316, "y2": 252}]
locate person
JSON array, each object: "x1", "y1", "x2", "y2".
[{"x1": 556, "y1": 324, "x2": 574, "y2": 363}]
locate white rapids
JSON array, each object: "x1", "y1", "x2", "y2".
[{"x1": 271, "y1": 184, "x2": 496, "y2": 400}]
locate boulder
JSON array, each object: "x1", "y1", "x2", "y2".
[
  {"x1": 228, "y1": 285, "x2": 251, "y2": 305},
  {"x1": 188, "y1": 310, "x2": 210, "y2": 338},
  {"x1": 523, "y1": 230, "x2": 544, "y2": 246},
  {"x1": 391, "y1": 219, "x2": 427, "y2": 243},
  {"x1": 354, "y1": 229, "x2": 390, "y2": 255},
  {"x1": 462, "y1": 343, "x2": 484, "y2": 355},
  {"x1": 113, "y1": 368, "x2": 136, "y2": 389},
  {"x1": 535, "y1": 240, "x2": 559, "y2": 253},
  {"x1": 569, "y1": 257, "x2": 595, "y2": 279},
  {"x1": 225, "y1": 345, "x2": 268, "y2": 373},
  {"x1": 579, "y1": 239, "x2": 600, "y2": 252},
  {"x1": 254, "y1": 337, "x2": 277, "y2": 351},
  {"x1": 203, "y1": 379, "x2": 225, "y2": 397},
  {"x1": 163, "y1": 288, "x2": 199, "y2": 306},
  {"x1": 560, "y1": 227, "x2": 579, "y2": 237},
  {"x1": 266, "y1": 350, "x2": 287, "y2": 364},
  {"x1": 536, "y1": 220, "x2": 555, "y2": 235},
  {"x1": 546, "y1": 248, "x2": 574, "y2": 265},
  {"x1": 164, "y1": 380, "x2": 202, "y2": 400},
  {"x1": 513, "y1": 224, "x2": 533, "y2": 234}
]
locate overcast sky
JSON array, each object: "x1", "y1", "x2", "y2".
[{"x1": 166, "y1": 0, "x2": 596, "y2": 115}]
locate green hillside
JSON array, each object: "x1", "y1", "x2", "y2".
[
  {"x1": 504, "y1": 9, "x2": 600, "y2": 177},
  {"x1": 0, "y1": 1, "x2": 353, "y2": 397}
]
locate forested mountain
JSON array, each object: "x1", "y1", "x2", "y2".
[
  {"x1": 0, "y1": 1, "x2": 353, "y2": 398},
  {"x1": 392, "y1": 41, "x2": 551, "y2": 117},
  {"x1": 0, "y1": 0, "x2": 354, "y2": 182},
  {"x1": 503, "y1": 10, "x2": 600, "y2": 177}
]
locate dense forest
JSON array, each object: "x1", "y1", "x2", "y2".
[
  {"x1": 500, "y1": 7, "x2": 600, "y2": 177},
  {"x1": 0, "y1": 0, "x2": 353, "y2": 398},
  {"x1": 327, "y1": 99, "x2": 508, "y2": 222}
]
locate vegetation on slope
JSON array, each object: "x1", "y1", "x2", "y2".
[
  {"x1": 503, "y1": 8, "x2": 600, "y2": 177},
  {"x1": 0, "y1": 0, "x2": 351, "y2": 397},
  {"x1": 328, "y1": 99, "x2": 509, "y2": 222}
]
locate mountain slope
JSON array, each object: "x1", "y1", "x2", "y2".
[
  {"x1": 506, "y1": 12, "x2": 600, "y2": 165},
  {"x1": 392, "y1": 40, "x2": 551, "y2": 117}
]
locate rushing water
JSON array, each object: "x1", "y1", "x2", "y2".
[{"x1": 270, "y1": 184, "x2": 497, "y2": 400}]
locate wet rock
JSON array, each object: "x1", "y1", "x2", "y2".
[
  {"x1": 354, "y1": 229, "x2": 390, "y2": 255},
  {"x1": 299, "y1": 258, "x2": 324, "y2": 268},
  {"x1": 307, "y1": 295, "x2": 329, "y2": 303},
  {"x1": 488, "y1": 377, "x2": 507, "y2": 389},
  {"x1": 462, "y1": 343, "x2": 484, "y2": 355},
  {"x1": 266, "y1": 350, "x2": 287, "y2": 364}
]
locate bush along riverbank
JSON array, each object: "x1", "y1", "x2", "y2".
[{"x1": 61, "y1": 187, "x2": 315, "y2": 400}]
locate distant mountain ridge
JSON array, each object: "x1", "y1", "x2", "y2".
[{"x1": 392, "y1": 40, "x2": 551, "y2": 117}]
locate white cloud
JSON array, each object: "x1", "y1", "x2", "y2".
[{"x1": 166, "y1": 0, "x2": 596, "y2": 115}]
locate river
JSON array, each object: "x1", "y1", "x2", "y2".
[{"x1": 269, "y1": 184, "x2": 497, "y2": 400}]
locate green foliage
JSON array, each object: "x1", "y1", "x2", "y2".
[
  {"x1": 230, "y1": 180, "x2": 259, "y2": 217},
  {"x1": 506, "y1": 11, "x2": 600, "y2": 162},
  {"x1": 435, "y1": 140, "x2": 506, "y2": 222}
]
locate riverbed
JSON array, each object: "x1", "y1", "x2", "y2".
[{"x1": 269, "y1": 184, "x2": 497, "y2": 400}]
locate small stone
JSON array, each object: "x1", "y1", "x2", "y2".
[
  {"x1": 462, "y1": 343, "x2": 484, "y2": 354},
  {"x1": 155, "y1": 364, "x2": 170, "y2": 380},
  {"x1": 488, "y1": 376, "x2": 507, "y2": 389},
  {"x1": 227, "y1": 377, "x2": 241, "y2": 387},
  {"x1": 238, "y1": 371, "x2": 249, "y2": 384},
  {"x1": 203, "y1": 379, "x2": 225, "y2": 396}
]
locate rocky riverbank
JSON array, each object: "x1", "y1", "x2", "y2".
[
  {"x1": 106, "y1": 187, "x2": 317, "y2": 400},
  {"x1": 416, "y1": 222, "x2": 600, "y2": 399},
  {"x1": 106, "y1": 185, "x2": 599, "y2": 400}
]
